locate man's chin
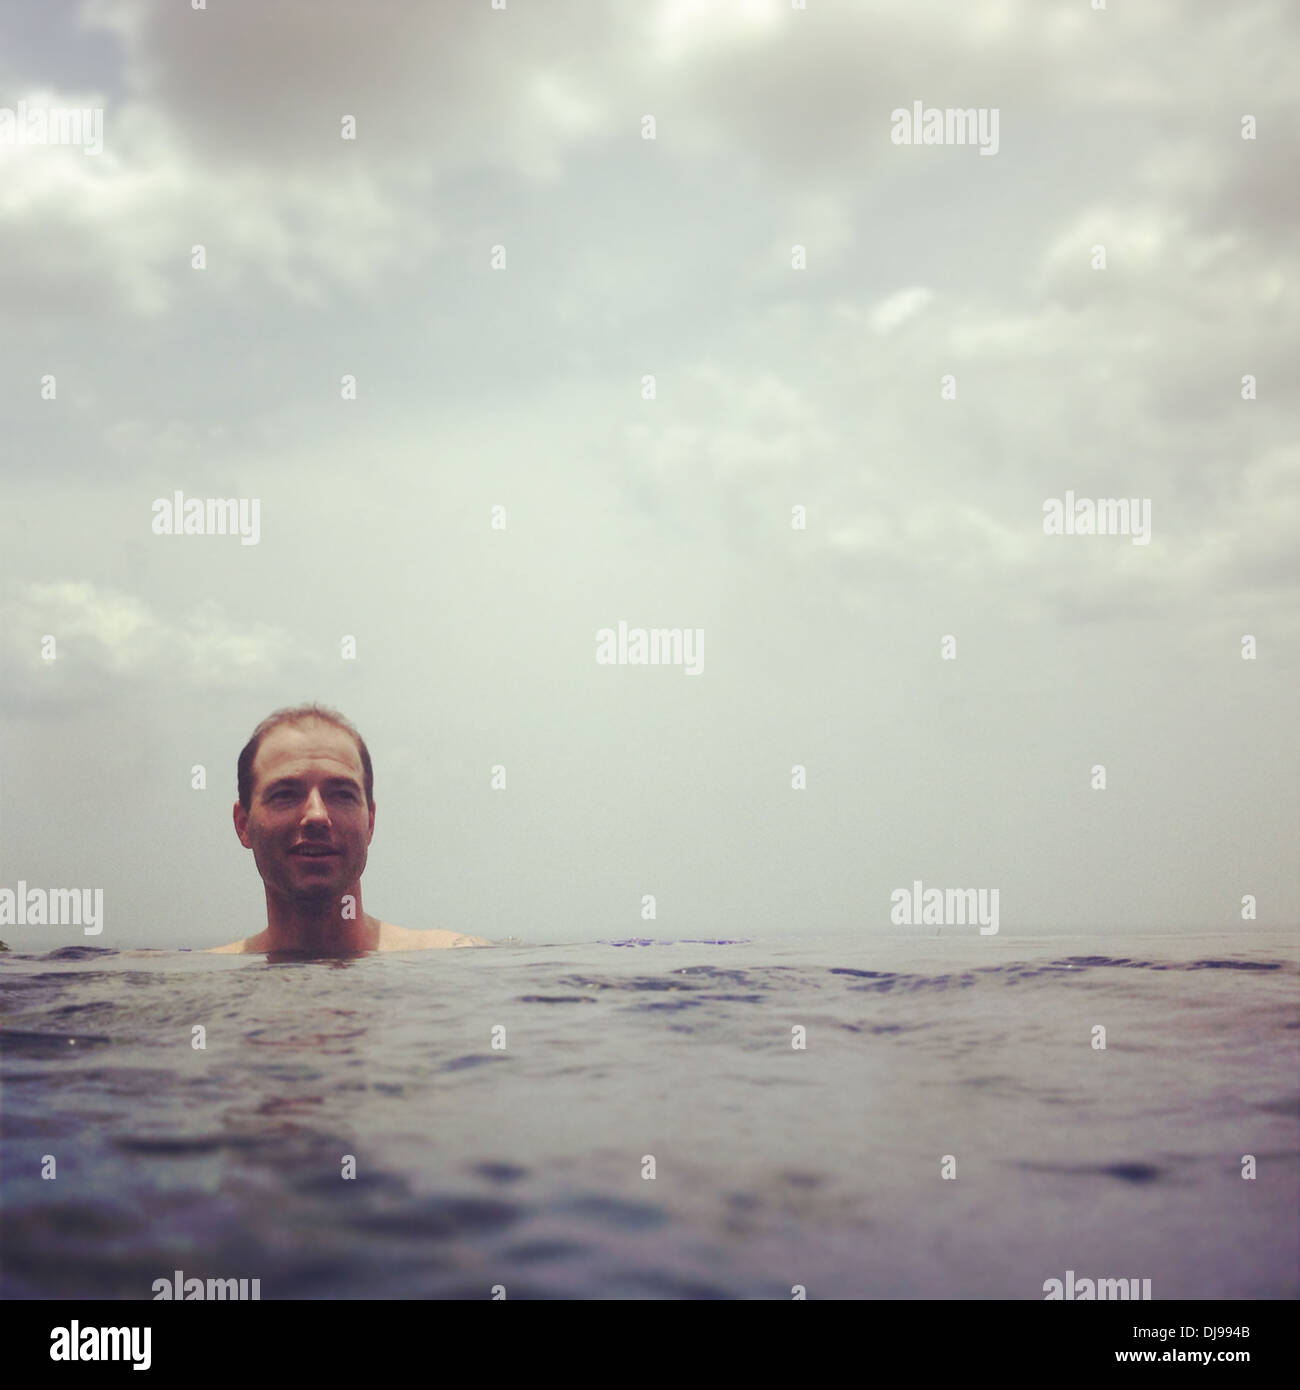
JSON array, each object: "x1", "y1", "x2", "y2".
[
  {"x1": 284, "y1": 858, "x2": 350, "y2": 880},
  {"x1": 278, "y1": 879, "x2": 344, "y2": 903}
]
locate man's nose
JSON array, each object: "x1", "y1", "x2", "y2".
[{"x1": 300, "y1": 789, "x2": 331, "y2": 822}]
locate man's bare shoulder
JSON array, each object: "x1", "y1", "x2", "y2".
[
  {"x1": 378, "y1": 924, "x2": 492, "y2": 951},
  {"x1": 201, "y1": 926, "x2": 490, "y2": 954},
  {"x1": 204, "y1": 932, "x2": 268, "y2": 955}
]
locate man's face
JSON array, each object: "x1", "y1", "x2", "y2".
[{"x1": 234, "y1": 721, "x2": 374, "y2": 903}]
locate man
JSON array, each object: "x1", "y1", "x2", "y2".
[{"x1": 209, "y1": 704, "x2": 489, "y2": 955}]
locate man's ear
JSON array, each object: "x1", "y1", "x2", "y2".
[
  {"x1": 366, "y1": 800, "x2": 376, "y2": 845},
  {"x1": 233, "y1": 801, "x2": 252, "y2": 848}
]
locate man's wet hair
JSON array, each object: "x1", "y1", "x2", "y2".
[{"x1": 237, "y1": 704, "x2": 374, "y2": 811}]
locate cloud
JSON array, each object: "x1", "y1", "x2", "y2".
[
  {"x1": 870, "y1": 286, "x2": 934, "y2": 333},
  {"x1": 0, "y1": 581, "x2": 318, "y2": 713}
]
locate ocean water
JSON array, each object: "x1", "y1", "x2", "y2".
[{"x1": 2, "y1": 928, "x2": 1297, "y2": 1300}]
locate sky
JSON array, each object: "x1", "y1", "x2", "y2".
[{"x1": 1, "y1": 0, "x2": 1296, "y2": 950}]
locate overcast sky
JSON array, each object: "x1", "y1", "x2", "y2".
[{"x1": 1, "y1": 0, "x2": 1296, "y2": 950}]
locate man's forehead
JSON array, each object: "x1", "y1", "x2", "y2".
[{"x1": 255, "y1": 722, "x2": 363, "y2": 778}]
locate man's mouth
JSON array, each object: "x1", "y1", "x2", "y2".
[{"x1": 291, "y1": 846, "x2": 339, "y2": 857}]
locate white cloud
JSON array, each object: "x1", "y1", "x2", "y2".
[
  {"x1": 870, "y1": 286, "x2": 933, "y2": 334},
  {"x1": 0, "y1": 582, "x2": 317, "y2": 711}
]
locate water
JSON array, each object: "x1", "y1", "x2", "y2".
[{"x1": 3, "y1": 928, "x2": 1297, "y2": 1299}]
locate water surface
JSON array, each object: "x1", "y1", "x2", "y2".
[{"x1": 3, "y1": 928, "x2": 1297, "y2": 1299}]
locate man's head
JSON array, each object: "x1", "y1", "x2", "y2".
[{"x1": 234, "y1": 705, "x2": 376, "y2": 905}]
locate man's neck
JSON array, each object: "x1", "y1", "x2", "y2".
[{"x1": 263, "y1": 891, "x2": 379, "y2": 955}]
